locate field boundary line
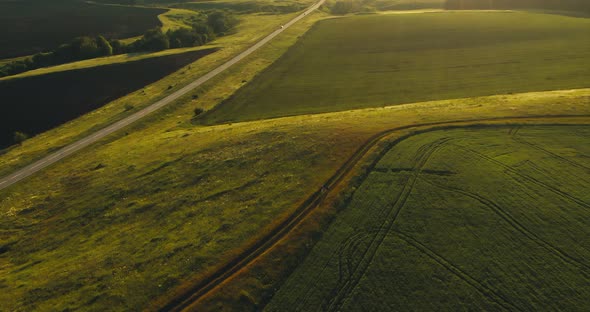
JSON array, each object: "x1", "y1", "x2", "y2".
[{"x1": 158, "y1": 115, "x2": 590, "y2": 311}]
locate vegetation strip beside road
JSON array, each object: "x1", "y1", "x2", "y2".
[
  {"x1": 159, "y1": 114, "x2": 589, "y2": 311},
  {"x1": 0, "y1": 0, "x2": 326, "y2": 192}
]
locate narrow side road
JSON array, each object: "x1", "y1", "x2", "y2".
[{"x1": 0, "y1": 0, "x2": 326, "y2": 192}]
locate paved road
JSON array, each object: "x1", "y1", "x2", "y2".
[{"x1": 0, "y1": 0, "x2": 325, "y2": 192}]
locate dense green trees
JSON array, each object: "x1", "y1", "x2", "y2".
[
  {"x1": 0, "y1": 36, "x2": 116, "y2": 77},
  {"x1": 133, "y1": 28, "x2": 170, "y2": 51},
  {"x1": 97, "y1": 35, "x2": 113, "y2": 56},
  {"x1": 207, "y1": 11, "x2": 239, "y2": 35},
  {"x1": 0, "y1": 11, "x2": 237, "y2": 78}
]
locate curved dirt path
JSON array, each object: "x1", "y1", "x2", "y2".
[{"x1": 159, "y1": 114, "x2": 590, "y2": 311}]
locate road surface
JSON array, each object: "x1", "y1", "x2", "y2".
[{"x1": 0, "y1": 0, "x2": 326, "y2": 192}]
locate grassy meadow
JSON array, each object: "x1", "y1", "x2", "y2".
[
  {"x1": 267, "y1": 125, "x2": 590, "y2": 311},
  {"x1": 1, "y1": 87, "x2": 587, "y2": 311},
  {"x1": 201, "y1": 11, "x2": 590, "y2": 124},
  {"x1": 1, "y1": 3, "x2": 590, "y2": 311}
]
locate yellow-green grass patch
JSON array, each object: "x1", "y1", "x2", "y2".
[{"x1": 1, "y1": 89, "x2": 589, "y2": 310}]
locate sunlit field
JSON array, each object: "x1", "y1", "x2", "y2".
[
  {"x1": 268, "y1": 125, "x2": 590, "y2": 311},
  {"x1": 1, "y1": 0, "x2": 590, "y2": 310},
  {"x1": 2, "y1": 89, "x2": 588, "y2": 311},
  {"x1": 0, "y1": 10, "x2": 309, "y2": 178},
  {"x1": 201, "y1": 11, "x2": 590, "y2": 124}
]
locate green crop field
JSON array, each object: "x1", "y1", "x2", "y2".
[
  {"x1": 201, "y1": 11, "x2": 590, "y2": 124},
  {"x1": 267, "y1": 125, "x2": 590, "y2": 311}
]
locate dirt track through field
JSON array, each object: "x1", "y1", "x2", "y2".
[{"x1": 159, "y1": 114, "x2": 590, "y2": 311}]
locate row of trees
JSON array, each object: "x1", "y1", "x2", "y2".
[
  {"x1": 445, "y1": 0, "x2": 590, "y2": 12},
  {"x1": 0, "y1": 11, "x2": 237, "y2": 77}
]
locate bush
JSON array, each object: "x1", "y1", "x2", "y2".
[
  {"x1": 135, "y1": 28, "x2": 170, "y2": 51},
  {"x1": 194, "y1": 107, "x2": 205, "y2": 116},
  {"x1": 331, "y1": 0, "x2": 355, "y2": 14},
  {"x1": 110, "y1": 39, "x2": 126, "y2": 54},
  {"x1": 97, "y1": 35, "x2": 113, "y2": 56},
  {"x1": 12, "y1": 131, "x2": 28, "y2": 145},
  {"x1": 207, "y1": 11, "x2": 239, "y2": 35}
]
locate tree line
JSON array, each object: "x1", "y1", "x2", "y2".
[
  {"x1": 0, "y1": 11, "x2": 237, "y2": 78},
  {"x1": 444, "y1": 0, "x2": 590, "y2": 12}
]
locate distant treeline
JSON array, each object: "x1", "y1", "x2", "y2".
[
  {"x1": 0, "y1": 11, "x2": 237, "y2": 78},
  {"x1": 444, "y1": 0, "x2": 590, "y2": 12},
  {"x1": 327, "y1": 0, "x2": 445, "y2": 15}
]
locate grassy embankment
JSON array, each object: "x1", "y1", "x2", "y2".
[
  {"x1": 200, "y1": 11, "x2": 590, "y2": 124},
  {"x1": 0, "y1": 6, "x2": 318, "y2": 177},
  {"x1": 267, "y1": 124, "x2": 590, "y2": 311},
  {"x1": 1, "y1": 88, "x2": 589, "y2": 311}
]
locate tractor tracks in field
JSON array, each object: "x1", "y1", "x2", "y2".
[
  {"x1": 424, "y1": 179, "x2": 590, "y2": 274},
  {"x1": 454, "y1": 144, "x2": 590, "y2": 210},
  {"x1": 324, "y1": 137, "x2": 452, "y2": 312},
  {"x1": 509, "y1": 126, "x2": 590, "y2": 172},
  {"x1": 159, "y1": 115, "x2": 589, "y2": 311},
  {"x1": 393, "y1": 230, "x2": 520, "y2": 311}
]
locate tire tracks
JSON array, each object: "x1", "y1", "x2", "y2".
[
  {"x1": 511, "y1": 131, "x2": 590, "y2": 172},
  {"x1": 159, "y1": 115, "x2": 590, "y2": 311},
  {"x1": 454, "y1": 144, "x2": 590, "y2": 209},
  {"x1": 424, "y1": 179, "x2": 590, "y2": 274},
  {"x1": 393, "y1": 230, "x2": 520, "y2": 311},
  {"x1": 324, "y1": 138, "x2": 451, "y2": 312}
]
